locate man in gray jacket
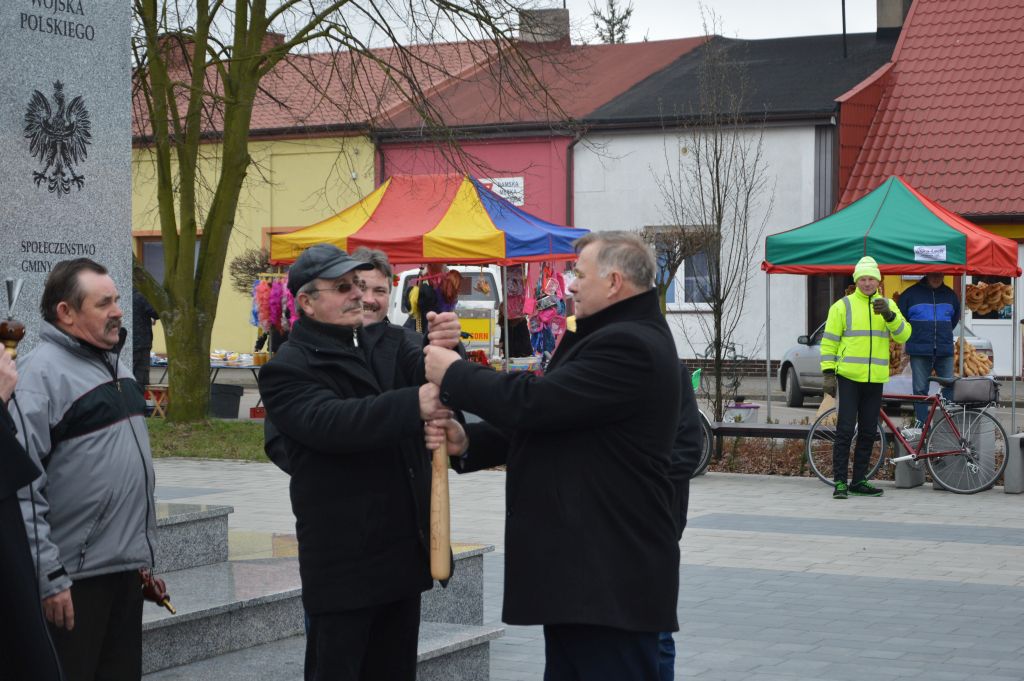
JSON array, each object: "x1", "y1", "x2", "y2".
[{"x1": 12, "y1": 258, "x2": 156, "y2": 681}]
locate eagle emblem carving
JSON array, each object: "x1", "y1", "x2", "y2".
[{"x1": 24, "y1": 81, "x2": 92, "y2": 196}]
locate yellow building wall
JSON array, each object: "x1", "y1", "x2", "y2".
[
  {"x1": 978, "y1": 224, "x2": 1024, "y2": 241},
  {"x1": 132, "y1": 136, "x2": 376, "y2": 353}
]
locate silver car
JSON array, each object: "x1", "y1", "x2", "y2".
[{"x1": 779, "y1": 323, "x2": 993, "y2": 407}]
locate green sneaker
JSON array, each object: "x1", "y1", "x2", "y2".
[
  {"x1": 833, "y1": 481, "x2": 848, "y2": 499},
  {"x1": 849, "y1": 480, "x2": 884, "y2": 497}
]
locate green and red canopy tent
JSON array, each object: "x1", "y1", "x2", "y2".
[
  {"x1": 764, "y1": 176, "x2": 1020, "y2": 276},
  {"x1": 760, "y1": 176, "x2": 1021, "y2": 426}
]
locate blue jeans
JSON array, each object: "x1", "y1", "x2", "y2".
[
  {"x1": 657, "y1": 631, "x2": 675, "y2": 681},
  {"x1": 909, "y1": 354, "x2": 954, "y2": 425}
]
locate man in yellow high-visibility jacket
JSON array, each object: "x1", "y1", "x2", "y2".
[{"x1": 821, "y1": 256, "x2": 911, "y2": 499}]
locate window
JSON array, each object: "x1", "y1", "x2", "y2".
[
  {"x1": 400, "y1": 270, "x2": 499, "y2": 313},
  {"x1": 682, "y1": 251, "x2": 711, "y2": 303},
  {"x1": 656, "y1": 251, "x2": 677, "y2": 305},
  {"x1": 136, "y1": 237, "x2": 200, "y2": 285},
  {"x1": 653, "y1": 231, "x2": 712, "y2": 309}
]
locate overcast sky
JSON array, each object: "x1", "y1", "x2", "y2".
[{"x1": 558, "y1": 0, "x2": 878, "y2": 43}]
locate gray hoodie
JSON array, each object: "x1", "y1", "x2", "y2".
[{"x1": 12, "y1": 322, "x2": 156, "y2": 598}]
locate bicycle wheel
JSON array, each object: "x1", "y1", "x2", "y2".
[
  {"x1": 693, "y1": 410, "x2": 714, "y2": 476},
  {"x1": 805, "y1": 407, "x2": 887, "y2": 485},
  {"x1": 924, "y1": 408, "x2": 1008, "y2": 494}
]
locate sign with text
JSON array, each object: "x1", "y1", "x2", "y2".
[
  {"x1": 0, "y1": 1, "x2": 131, "y2": 352},
  {"x1": 913, "y1": 245, "x2": 947, "y2": 262},
  {"x1": 478, "y1": 177, "x2": 525, "y2": 206}
]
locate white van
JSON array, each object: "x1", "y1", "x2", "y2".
[{"x1": 389, "y1": 265, "x2": 503, "y2": 355}]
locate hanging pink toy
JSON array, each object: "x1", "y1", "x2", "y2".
[
  {"x1": 255, "y1": 280, "x2": 272, "y2": 332},
  {"x1": 268, "y1": 280, "x2": 284, "y2": 331}
]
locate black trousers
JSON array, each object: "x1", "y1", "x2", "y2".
[
  {"x1": 48, "y1": 570, "x2": 143, "y2": 681},
  {"x1": 832, "y1": 375, "x2": 884, "y2": 484},
  {"x1": 543, "y1": 623, "x2": 660, "y2": 681},
  {"x1": 132, "y1": 346, "x2": 151, "y2": 388},
  {"x1": 0, "y1": 494, "x2": 63, "y2": 681},
  {"x1": 305, "y1": 595, "x2": 420, "y2": 681}
]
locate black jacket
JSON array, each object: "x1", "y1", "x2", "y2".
[
  {"x1": 671, "y1": 364, "x2": 703, "y2": 538},
  {"x1": 443, "y1": 288, "x2": 682, "y2": 632},
  {"x1": 132, "y1": 291, "x2": 159, "y2": 350},
  {"x1": 257, "y1": 317, "x2": 433, "y2": 615},
  {"x1": 0, "y1": 401, "x2": 62, "y2": 681}
]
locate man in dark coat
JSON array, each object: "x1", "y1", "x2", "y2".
[
  {"x1": 423, "y1": 231, "x2": 682, "y2": 681},
  {"x1": 131, "y1": 290, "x2": 159, "y2": 388},
  {"x1": 0, "y1": 352, "x2": 63, "y2": 681},
  {"x1": 257, "y1": 244, "x2": 460, "y2": 681}
]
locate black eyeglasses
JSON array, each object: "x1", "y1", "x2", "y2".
[{"x1": 307, "y1": 281, "x2": 358, "y2": 295}]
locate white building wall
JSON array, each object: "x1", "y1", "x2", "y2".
[{"x1": 574, "y1": 125, "x2": 820, "y2": 361}]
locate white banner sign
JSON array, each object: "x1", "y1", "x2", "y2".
[
  {"x1": 479, "y1": 177, "x2": 525, "y2": 206},
  {"x1": 913, "y1": 245, "x2": 947, "y2": 262}
]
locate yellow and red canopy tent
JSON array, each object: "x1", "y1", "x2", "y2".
[{"x1": 270, "y1": 173, "x2": 588, "y2": 265}]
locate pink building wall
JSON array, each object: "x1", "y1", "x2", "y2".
[{"x1": 379, "y1": 136, "x2": 573, "y2": 225}]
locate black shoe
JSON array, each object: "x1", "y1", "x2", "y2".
[
  {"x1": 849, "y1": 480, "x2": 884, "y2": 496},
  {"x1": 833, "y1": 481, "x2": 848, "y2": 499}
]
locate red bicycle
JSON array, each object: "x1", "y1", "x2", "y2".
[{"x1": 805, "y1": 377, "x2": 1008, "y2": 494}]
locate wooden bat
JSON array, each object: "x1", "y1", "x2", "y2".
[{"x1": 429, "y1": 442, "x2": 451, "y2": 581}]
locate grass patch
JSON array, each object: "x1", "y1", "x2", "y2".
[{"x1": 147, "y1": 419, "x2": 266, "y2": 462}]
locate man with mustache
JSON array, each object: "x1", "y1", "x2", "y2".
[
  {"x1": 351, "y1": 247, "x2": 440, "y2": 348},
  {"x1": 258, "y1": 244, "x2": 461, "y2": 681},
  {"x1": 351, "y1": 247, "x2": 393, "y2": 327},
  {"x1": 11, "y1": 258, "x2": 157, "y2": 681}
]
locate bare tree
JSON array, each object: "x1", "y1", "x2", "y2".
[
  {"x1": 131, "y1": 1, "x2": 562, "y2": 420},
  {"x1": 648, "y1": 19, "x2": 773, "y2": 422},
  {"x1": 228, "y1": 248, "x2": 272, "y2": 297},
  {"x1": 590, "y1": 0, "x2": 633, "y2": 44}
]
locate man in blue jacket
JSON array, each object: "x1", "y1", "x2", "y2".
[{"x1": 897, "y1": 273, "x2": 961, "y2": 425}]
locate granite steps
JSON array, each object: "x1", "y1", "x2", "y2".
[
  {"x1": 144, "y1": 503, "x2": 503, "y2": 677},
  {"x1": 143, "y1": 623, "x2": 504, "y2": 681}
]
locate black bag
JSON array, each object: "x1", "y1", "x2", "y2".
[{"x1": 951, "y1": 377, "x2": 999, "y2": 404}]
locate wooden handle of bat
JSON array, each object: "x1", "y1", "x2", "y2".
[{"x1": 429, "y1": 442, "x2": 451, "y2": 581}]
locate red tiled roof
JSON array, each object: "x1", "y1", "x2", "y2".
[
  {"x1": 380, "y1": 37, "x2": 706, "y2": 129},
  {"x1": 133, "y1": 41, "x2": 495, "y2": 139},
  {"x1": 837, "y1": 0, "x2": 1024, "y2": 217}
]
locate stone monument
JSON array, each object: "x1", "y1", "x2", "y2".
[{"x1": 0, "y1": 1, "x2": 132, "y2": 352}]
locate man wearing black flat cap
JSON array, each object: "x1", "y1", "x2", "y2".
[{"x1": 257, "y1": 244, "x2": 462, "y2": 681}]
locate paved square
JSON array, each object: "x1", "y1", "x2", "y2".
[{"x1": 154, "y1": 460, "x2": 1024, "y2": 679}]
